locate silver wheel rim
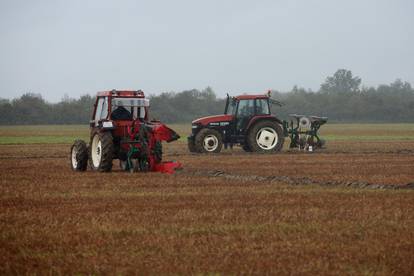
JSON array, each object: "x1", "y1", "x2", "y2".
[
  {"x1": 71, "y1": 147, "x2": 78, "y2": 168},
  {"x1": 91, "y1": 135, "x2": 102, "y2": 168},
  {"x1": 203, "y1": 134, "x2": 218, "y2": 152},
  {"x1": 256, "y1": 127, "x2": 278, "y2": 150}
]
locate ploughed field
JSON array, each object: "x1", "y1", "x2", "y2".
[{"x1": 1, "y1": 124, "x2": 414, "y2": 275}]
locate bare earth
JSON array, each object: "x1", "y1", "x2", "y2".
[{"x1": 1, "y1": 128, "x2": 414, "y2": 275}]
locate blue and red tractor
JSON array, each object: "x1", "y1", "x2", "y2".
[{"x1": 188, "y1": 91, "x2": 327, "y2": 153}]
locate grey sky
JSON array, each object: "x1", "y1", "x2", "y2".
[{"x1": 0, "y1": 0, "x2": 413, "y2": 102}]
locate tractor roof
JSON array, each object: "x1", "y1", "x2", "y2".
[
  {"x1": 234, "y1": 94, "x2": 269, "y2": 100},
  {"x1": 96, "y1": 90, "x2": 145, "y2": 98}
]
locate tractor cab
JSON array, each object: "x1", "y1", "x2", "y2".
[
  {"x1": 90, "y1": 90, "x2": 148, "y2": 127},
  {"x1": 70, "y1": 89, "x2": 181, "y2": 174},
  {"x1": 188, "y1": 92, "x2": 285, "y2": 153},
  {"x1": 224, "y1": 94, "x2": 277, "y2": 136},
  {"x1": 188, "y1": 91, "x2": 327, "y2": 154}
]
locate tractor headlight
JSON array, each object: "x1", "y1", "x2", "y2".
[
  {"x1": 192, "y1": 124, "x2": 199, "y2": 129},
  {"x1": 102, "y1": 121, "x2": 115, "y2": 129}
]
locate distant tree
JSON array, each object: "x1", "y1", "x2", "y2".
[
  {"x1": 389, "y1": 79, "x2": 412, "y2": 93},
  {"x1": 320, "y1": 69, "x2": 362, "y2": 94},
  {"x1": 0, "y1": 98, "x2": 13, "y2": 124},
  {"x1": 1, "y1": 77, "x2": 414, "y2": 125},
  {"x1": 11, "y1": 93, "x2": 50, "y2": 124},
  {"x1": 149, "y1": 88, "x2": 225, "y2": 123},
  {"x1": 200, "y1": 86, "x2": 216, "y2": 101}
]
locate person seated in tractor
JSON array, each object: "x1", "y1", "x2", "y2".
[{"x1": 111, "y1": 102, "x2": 132, "y2": 120}]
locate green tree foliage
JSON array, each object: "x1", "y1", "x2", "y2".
[
  {"x1": 320, "y1": 69, "x2": 362, "y2": 94},
  {"x1": 273, "y1": 74, "x2": 414, "y2": 122},
  {"x1": 0, "y1": 71, "x2": 413, "y2": 124},
  {"x1": 0, "y1": 93, "x2": 94, "y2": 125},
  {"x1": 52, "y1": 95, "x2": 94, "y2": 124},
  {"x1": 149, "y1": 87, "x2": 225, "y2": 123}
]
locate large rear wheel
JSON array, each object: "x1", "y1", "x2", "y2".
[
  {"x1": 194, "y1": 128, "x2": 223, "y2": 153},
  {"x1": 89, "y1": 131, "x2": 114, "y2": 172},
  {"x1": 247, "y1": 121, "x2": 284, "y2": 153}
]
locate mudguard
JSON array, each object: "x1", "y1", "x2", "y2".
[{"x1": 150, "y1": 123, "x2": 180, "y2": 142}]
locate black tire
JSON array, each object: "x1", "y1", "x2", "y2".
[
  {"x1": 89, "y1": 131, "x2": 114, "y2": 172},
  {"x1": 247, "y1": 120, "x2": 284, "y2": 153},
  {"x1": 194, "y1": 128, "x2": 223, "y2": 153},
  {"x1": 187, "y1": 138, "x2": 197, "y2": 153},
  {"x1": 70, "y1": 139, "x2": 88, "y2": 171},
  {"x1": 242, "y1": 143, "x2": 252, "y2": 152}
]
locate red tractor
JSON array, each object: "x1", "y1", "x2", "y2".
[
  {"x1": 70, "y1": 90, "x2": 181, "y2": 173},
  {"x1": 188, "y1": 92, "x2": 327, "y2": 153}
]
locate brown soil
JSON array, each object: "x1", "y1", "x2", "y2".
[{"x1": 1, "y1": 141, "x2": 414, "y2": 275}]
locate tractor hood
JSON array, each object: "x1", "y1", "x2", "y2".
[{"x1": 192, "y1": 114, "x2": 233, "y2": 126}]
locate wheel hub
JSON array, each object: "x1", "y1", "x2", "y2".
[
  {"x1": 203, "y1": 135, "x2": 218, "y2": 152},
  {"x1": 256, "y1": 127, "x2": 278, "y2": 150},
  {"x1": 91, "y1": 135, "x2": 102, "y2": 167}
]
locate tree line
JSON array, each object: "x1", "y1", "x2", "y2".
[{"x1": 0, "y1": 69, "x2": 413, "y2": 124}]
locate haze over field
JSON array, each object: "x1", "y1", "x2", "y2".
[{"x1": 0, "y1": 0, "x2": 413, "y2": 102}]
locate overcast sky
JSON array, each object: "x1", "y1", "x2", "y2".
[{"x1": 0, "y1": 0, "x2": 413, "y2": 102}]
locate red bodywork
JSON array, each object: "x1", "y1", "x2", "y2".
[
  {"x1": 93, "y1": 90, "x2": 149, "y2": 123},
  {"x1": 188, "y1": 91, "x2": 284, "y2": 148},
  {"x1": 234, "y1": 94, "x2": 269, "y2": 100},
  {"x1": 92, "y1": 90, "x2": 181, "y2": 174},
  {"x1": 123, "y1": 120, "x2": 181, "y2": 174},
  {"x1": 192, "y1": 114, "x2": 234, "y2": 125},
  {"x1": 96, "y1": 90, "x2": 145, "y2": 97},
  {"x1": 246, "y1": 114, "x2": 281, "y2": 129},
  {"x1": 191, "y1": 96, "x2": 280, "y2": 128}
]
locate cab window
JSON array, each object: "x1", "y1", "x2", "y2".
[
  {"x1": 256, "y1": 99, "x2": 270, "y2": 115},
  {"x1": 237, "y1": 99, "x2": 255, "y2": 117},
  {"x1": 226, "y1": 98, "x2": 237, "y2": 115},
  {"x1": 94, "y1": 97, "x2": 109, "y2": 121}
]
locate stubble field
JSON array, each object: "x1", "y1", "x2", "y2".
[{"x1": 1, "y1": 124, "x2": 414, "y2": 275}]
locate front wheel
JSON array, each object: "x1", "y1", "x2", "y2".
[
  {"x1": 247, "y1": 121, "x2": 284, "y2": 153},
  {"x1": 194, "y1": 128, "x2": 223, "y2": 153},
  {"x1": 187, "y1": 138, "x2": 197, "y2": 153},
  {"x1": 70, "y1": 140, "x2": 88, "y2": 171}
]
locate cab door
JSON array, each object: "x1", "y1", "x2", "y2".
[
  {"x1": 91, "y1": 96, "x2": 109, "y2": 127},
  {"x1": 235, "y1": 99, "x2": 255, "y2": 135}
]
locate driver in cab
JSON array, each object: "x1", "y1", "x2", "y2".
[{"x1": 111, "y1": 101, "x2": 132, "y2": 120}]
